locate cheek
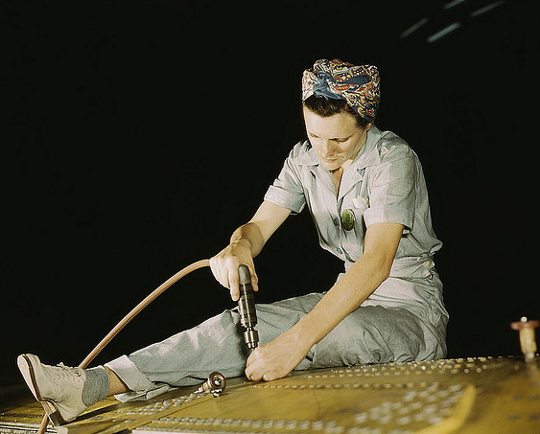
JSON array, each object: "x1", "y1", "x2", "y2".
[
  {"x1": 310, "y1": 140, "x2": 325, "y2": 153},
  {"x1": 346, "y1": 144, "x2": 358, "y2": 155},
  {"x1": 346, "y1": 136, "x2": 365, "y2": 155},
  {"x1": 334, "y1": 143, "x2": 351, "y2": 155}
]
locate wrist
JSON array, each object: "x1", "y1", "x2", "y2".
[
  {"x1": 284, "y1": 322, "x2": 316, "y2": 353},
  {"x1": 230, "y1": 222, "x2": 265, "y2": 257},
  {"x1": 228, "y1": 239, "x2": 253, "y2": 258}
]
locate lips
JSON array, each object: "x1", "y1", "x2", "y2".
[{"x1": 323, "y1": 157, "x2": 338, "y2": 163}]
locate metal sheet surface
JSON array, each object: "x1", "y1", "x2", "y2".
[{"x1": 1, "y1": 356, "x2": 539, "y2": 434}]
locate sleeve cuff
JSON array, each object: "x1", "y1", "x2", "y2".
[
  {"x1": 104, "y1": 355, "x2": 171, "y2": 402},
  {"x1": 363, "y1": 204, "x2": 414, "y2": 233},
  {"x1": 264, "y1": 185, "x2": 305, "y2": 214}
]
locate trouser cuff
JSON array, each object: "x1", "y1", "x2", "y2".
[{"x1": 105, "y1": 355, "x2": 171, "y2": 402}]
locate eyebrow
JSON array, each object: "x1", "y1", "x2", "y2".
[{"x1": 309, "y1": 132, "x2": 352, "y2": 141}]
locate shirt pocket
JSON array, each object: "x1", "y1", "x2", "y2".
[
  {"x1": 341, "y1": 187, "x2": 369, "y2": 260},
  {"x1": 349, "y1": 171, "x2": 370, "y2": 232}
]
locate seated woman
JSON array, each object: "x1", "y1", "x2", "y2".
[{"x1": 18, "y1": 58, "x2": 449, "y2": 425}]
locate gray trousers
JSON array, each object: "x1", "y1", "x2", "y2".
[{"x1": 105, "y1": 278, "x2": 448, "y2": 402}]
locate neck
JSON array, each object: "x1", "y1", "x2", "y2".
[{"x1": 331, "y1": 166, "x2": 344, "y2": 196}]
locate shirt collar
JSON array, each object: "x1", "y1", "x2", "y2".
[
  {"x1": 338, "y1": 126, "x2": 381, "y2": 199},
  {"x1": 351, "y1": 124, "x2": 382, "y2": 170}
]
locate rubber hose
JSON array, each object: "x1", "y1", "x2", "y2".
[{"x1": 37, "y1": 259, "x2": 211, "y2": 434}]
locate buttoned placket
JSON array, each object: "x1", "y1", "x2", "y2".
[
  {"x1": 338, "y1": 167, "x2": 367, "y2": 261},
  {"x1": 308, "y1": 165, "x2": 346, "y2": 259},
  {"x1": 340, "y1": 167, "x2": 368, "y2": 264},
  {"x1": 309, "y1": 164, "x2": 367, "y2": 262},
  {"x1": 291, "y1": 126, "x2": 383, "y2": 263}
]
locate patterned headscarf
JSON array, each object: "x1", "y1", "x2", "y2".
[{"x1": 302, "y1": 59, "x2": 381, "y2": 123}]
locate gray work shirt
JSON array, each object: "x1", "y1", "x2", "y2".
[
  {"x1": 264, "y1": 126, "x2": 448, "y2": 339},
  {"x1": 264, "y1": 125, "x2": 442, "y2": 272}
]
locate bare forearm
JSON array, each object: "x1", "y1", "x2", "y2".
[
  {"x1": 288, "y1": 252, "x2": 392, "y2": 350},
  {"x1": 229, "y1": 201, "x2": 292, "y2": 258},
  {"x1": 210, "y1": 202, "x2": 291, "y2": 298}
]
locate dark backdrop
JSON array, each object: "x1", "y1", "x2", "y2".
[{"x1": 1, "y1": 0, "x2": 538, "y2": 395}]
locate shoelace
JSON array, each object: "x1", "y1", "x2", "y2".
[
  {"x1": 52, "y1": 363, "x2": 82, "y2": 383},
  {"x1": 44, "y1": 363, "x2": 84, "y2": 402}
]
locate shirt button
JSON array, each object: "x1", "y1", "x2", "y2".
[
  {"x1": 336, "y1": 248, "x2": 343, "y2": 254},
  {"x1": 333, "y1": 218, "x2": 339, "y2": 226}
]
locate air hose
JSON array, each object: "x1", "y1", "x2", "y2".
[{"x1": 36, "y1": 259, "x2": 211, "y2": 434}]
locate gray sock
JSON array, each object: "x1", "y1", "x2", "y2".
[{"x1": 82, "y1": 366, "x2": 109, "y2": 407}]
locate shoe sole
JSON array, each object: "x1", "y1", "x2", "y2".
[{"x1": 17, "y1": 354, "x2": 67, "y2": 426}]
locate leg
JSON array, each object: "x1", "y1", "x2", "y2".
[
  {"x1": 308, "y1": 305, "x2": 447, "y2": 369},
  {"x1": 105, "y1": 367, "x2": 129, "y2": 395},
  {"x1": 106, "y1": 292, "x2": 324, "y2": 401},
  {"x1": 16, "y1": 292, "x2": 323, "y2": 423}
]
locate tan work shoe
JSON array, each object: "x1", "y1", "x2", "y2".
[{"x1": 17, "y1": 353, "x2": 88, "y2": 425}]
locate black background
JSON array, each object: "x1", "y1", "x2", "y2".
[{"x1": 1, "y1": 0, "x2": 539, "y2": 396}]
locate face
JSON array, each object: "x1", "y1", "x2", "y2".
[{"x1": 303, "y1": 106, "x2": 372, "y2": 171}]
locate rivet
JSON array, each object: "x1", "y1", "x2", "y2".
[
  {"x1": 379, "y1": 415, "x2": 392, "y2": 424},
  {"x1": 312, "y1": 420, "x2": 325, "y2": 430},
  {"x1": 286, "y1": 420, "x2": 298, "y2": 429},
  {"x1": 354, "y1": 413, "x2": 368, "y2": 424},
  {"x1": 396, "y1": 416, "x2": 412, "y2": 425}
]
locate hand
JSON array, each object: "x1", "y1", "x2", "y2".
[
  {"x1": 245, "y1": 331, "x2": 310, "y2": 382},
  {"x1": 209, "y1": 243, "x2": 258, "y2": 301}
]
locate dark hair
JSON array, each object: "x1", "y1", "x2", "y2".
[{"x1": 303, "y1": 95, "x2": 371, "y2": 129}]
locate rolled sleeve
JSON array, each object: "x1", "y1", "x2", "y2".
[
  {"x1": 364, "y1": 156, "x2": 417, "y2": 231},
  {"x1": 364, "y1": 204, "x2": 414, "y2": 229},
  {"x1": 264, "y1": 185, "x2": 305, "y2": 214},
  {"x1": 264, "y1": 151, "x2": 306, "y2": 214}
]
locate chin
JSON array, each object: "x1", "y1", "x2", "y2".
[{"x1": 321, "y1": 160, "x2": 342, "y2": 171}]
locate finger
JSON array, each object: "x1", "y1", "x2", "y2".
[
  {"x1": 210, "y1": 256, "x2": 236, "y2": 291},
  {"x1": 209, "y1": 257, "x2": 219, "y2": 281},
  {"x1": 244, "y1": 349, "x2": 259, "y2": 378},
  {"x1": 245, "y1": 363, "x2": 263, "y2": 382},
  {"x1": 228, "y1": 269, "x2": 240, "y2": 302},
  {"x1": 245, "y1": 348, "x2": 258, "y2": 368},
  {"x1": 249, "y1": 265, "x2": 259, "y2": 292},
  {"x1": 209, "y1": 257, "x2": 227, "y2": 288},
  {"x1": 262, "y1": 370, "x2": 279, "y2": 382},
  {"x1": 241, "y1": 263, "x2": 259, "y2": 292}
]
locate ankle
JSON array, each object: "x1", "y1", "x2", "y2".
[
  {"x1": 104, "y1": 367, "x2": 130, "y2": 396},
  {"x1": 82, "y1": 367, "x2": 109, "y2": 407}
]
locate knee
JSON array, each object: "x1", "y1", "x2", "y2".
[
  {"x1": 311, "y1": 320, "x2": 377, "y2": 367},
  {"x1": 310, "y1": 307, "x2": 431, "y2": 367}
]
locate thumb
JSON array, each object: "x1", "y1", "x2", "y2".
[{"x1": 248, "y1": 264, "x2": 259, "y2": 292}]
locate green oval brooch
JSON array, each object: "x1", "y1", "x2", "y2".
[{"x1": 341, "y1": 209, "x2": 355, "y2": 231}]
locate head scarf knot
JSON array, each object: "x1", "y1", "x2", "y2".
[{"x1": 302, "y1": 59, "x2": 381, "y2": 123}]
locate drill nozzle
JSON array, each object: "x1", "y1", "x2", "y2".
[{"x1": 238, "y1": 265, "x2": 259, "y2": 352}]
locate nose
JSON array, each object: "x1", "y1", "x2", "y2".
[{"x1": 321, "y1": 140, "x2": 335, "y2": 158}]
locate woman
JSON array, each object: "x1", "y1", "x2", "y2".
[{"x1": 18, "y1": 59, "x2": 449, "y2": 425}]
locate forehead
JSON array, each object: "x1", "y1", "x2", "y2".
[{"x1": 302, "y1": 107, "x2": 359, "y2": 138}]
